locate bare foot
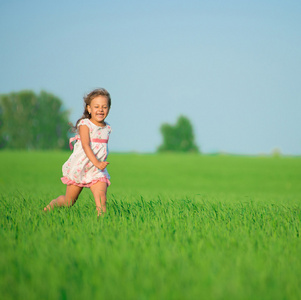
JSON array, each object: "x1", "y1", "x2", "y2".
[
  {"x1": 96, "y1": 207, "x2": 102, "y2": 217},
  {"x1": 96, "y1": 206, "x2": 107, "y2": 218},
  {"x1": 43, "y1": 200, "x2": 57, "y2": 212}
]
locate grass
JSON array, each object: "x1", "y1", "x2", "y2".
[{"x1": 0, "y1": 150, "x2": 301, "y2": 300}]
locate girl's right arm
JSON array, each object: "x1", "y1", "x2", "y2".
[{"x1": 79, "y1": 125, "x2": 109, "y2": 170}]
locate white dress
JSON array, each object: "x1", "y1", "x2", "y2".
[{"x1": 61, "y1": 118, "x2": 112, "y2": 187}]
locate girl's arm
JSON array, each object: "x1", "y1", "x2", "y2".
[{"x1": 79, "y1": 125, "x2": 109, "y2": 170}]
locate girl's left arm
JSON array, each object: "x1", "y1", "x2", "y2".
[{"x1": 79, "y1": 125, "x2": 109, "y2": 170}]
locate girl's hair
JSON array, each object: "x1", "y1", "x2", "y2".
[{"x1": 74, "y1": 88, "x2": 111, "y2": 130}]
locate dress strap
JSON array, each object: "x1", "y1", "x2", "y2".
[{"x1": 69, "y1": 135, "x2": 108, "y2": 150}]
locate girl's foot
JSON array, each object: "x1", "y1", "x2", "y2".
[
  {"x1": 96, "y1": 206, "x2": 107, "y2": 218},
  {"x1": 43, "y1": 200, "x2": 57, "y2": 212},
  {"x1": 96, "y1": 206, "x2": 102, "y2": 217}
]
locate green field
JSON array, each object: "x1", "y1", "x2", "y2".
[{"x1": 0, "y1": 151, "x2": 301, "y2": 300}]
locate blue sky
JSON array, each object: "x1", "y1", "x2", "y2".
[{"x1": 1, "y1": 0, "x2": 300, "y2": 154}]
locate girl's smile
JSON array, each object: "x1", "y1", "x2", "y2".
[{"x1": 87, "y1": 95, "x2": 110, "y2": 126}]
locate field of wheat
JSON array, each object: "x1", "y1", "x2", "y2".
[{"x1": 0, "y1": 151, "x2": 300, "y2": 300}]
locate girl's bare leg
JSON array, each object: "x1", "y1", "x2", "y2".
[
  {"x1": 90, "y1": 181, "x2": 108, "y2": 216},
  {"x1": 44, "y1": 185, "x2": 83, "y2": 211}
]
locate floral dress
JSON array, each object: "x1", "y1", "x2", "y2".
[{"x1": 61, "y1": 118, "x2": 112, "y2": 187}]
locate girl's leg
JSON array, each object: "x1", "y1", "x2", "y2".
[
  {"x1": 44, "y1": 185, "x2": 83, "y2": 211},
  {"x1": 90, "y1": 181, "x2": 108, "y2": 216}
]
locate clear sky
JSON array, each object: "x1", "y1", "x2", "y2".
[{"x1": 1, "y1": 0, "x2": 300, "y2": 154}]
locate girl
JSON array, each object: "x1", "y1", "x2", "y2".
[{"x1": 44, "y1": 88, "x2": 112, "y2": 216}]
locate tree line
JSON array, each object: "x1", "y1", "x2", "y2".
[
  {"x1": 0, "y1": 90, "x2": 70, "y2": 149},
  {"x1": 0, "y1": 90, "x2": 199, "y2": 152}
]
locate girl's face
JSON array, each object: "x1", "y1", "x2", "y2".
[{"x1": 87, "y1": 95, "x2": 110, "y2": 126}]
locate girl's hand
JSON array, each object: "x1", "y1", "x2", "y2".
[{"x1": 95, "y1": 161, "x2": 109, "y2": 170}]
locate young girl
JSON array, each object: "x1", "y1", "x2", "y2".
[{"x1": 44, "y1": 88, "x2": 112, "y2": 216}]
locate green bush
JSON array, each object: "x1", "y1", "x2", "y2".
[{"x1": 158, "y1": 115, "x2": 199, "y2": 152}]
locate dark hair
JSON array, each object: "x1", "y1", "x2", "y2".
[{"x1": 74, "y1": 88, "x2": 111, "y2": 130}]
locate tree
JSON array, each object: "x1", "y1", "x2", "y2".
[
  {"x1": 0, "y1": 90, "x2": 70, "y2": 150},
  {"x1": 0, "y1": 103, "x2": 5, "y2": 148},
  {"x1": 158, "y1": 115, "x2": 199, "y2": 152}
]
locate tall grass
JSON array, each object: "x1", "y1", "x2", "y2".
[{"x1": 0, "y1": 151, "x2": 300, "y2": 300}]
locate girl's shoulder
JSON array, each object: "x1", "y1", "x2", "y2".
[
  {"x1": 77, "y1": 119, "x2": 112, "y2": 133},
  {"x1": 77, "y1": 118, "x2": 92, "y2": 128}
]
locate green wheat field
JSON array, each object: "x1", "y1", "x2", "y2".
[{"x1": 0, "y1": 151, "x2": 301, "y2": 300}]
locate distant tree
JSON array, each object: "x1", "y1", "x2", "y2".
[
  {"x1": 0, "y1": 90, "x2": 70, "y2": 150},
  {"x1": 158, "y1": 115, "x2": 199, "y2": 152},
  {"x1": 0, "y1": 104, "x2": 5, "y2": 148}
]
